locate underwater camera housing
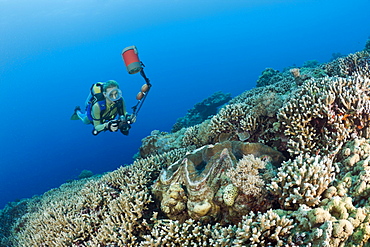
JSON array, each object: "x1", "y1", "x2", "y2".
[{"x1": 117, "y1": 115, "x2": 132, "y2": 135}]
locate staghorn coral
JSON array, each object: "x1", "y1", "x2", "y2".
[
  {"x1": 12, "y1": 178, "x2": 100, "y2": 246},
  {"x1": 152, "y1": 141, "x2": 284, "y2": 224},
  {"x1": 141, "y1": 210, "x2": 295, "y2": 247},
  {"x1": 141, "y1": 214, "x2": 239, "y2": 246},
  {"x1": 233, "y1": 209, "x2": 295, "y2": 247}
]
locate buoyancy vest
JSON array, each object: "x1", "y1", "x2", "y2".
[{"x1": 86, "y1": 83, "x2": 125, "y2": 123}]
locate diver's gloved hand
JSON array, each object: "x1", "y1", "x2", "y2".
[
  {"x1": 126, "y1": 114, "x2": 136, "y2": 124},
  {"x1": 107, "y1": 120, "x2": 119, "y2": 132}
]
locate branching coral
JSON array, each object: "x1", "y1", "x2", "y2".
[
  {"x1": 182, "y1": 119, "x2": 212, "y2": 148},
  {"x1": 208, "y1": 89, "x2": 287, "y2": 146},
  {"x1": 141, "y1": 210, "x2": 294, "y2": 247},
  {"x1": 269, "y1": 154, "x2": 338, "y2": 210},
  {"x1": 226, "y1": 154, "x2": 265, "y2": 197},
  {"x1": 10, "y1": 149, "x2": 188, "y2": 246},
  {"x1": 141, "y1": 214, "x2": 239, "y2": 246},
  {"x1": 323, "y1": 51, "x2": 370, "y2": 77},
  {"x1": 277, "y1": 70, "x2": 370, "y2": 156},
  {"x1": 233, "y1": 209, "x2": 295, "y2": 246},
  {"x1": 329, "y1": 138, "x2": 370, "y2": 207}
]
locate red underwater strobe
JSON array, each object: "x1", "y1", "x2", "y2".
[{"x1": 121, "y1": 46, "x2": 143, "y2": 74}]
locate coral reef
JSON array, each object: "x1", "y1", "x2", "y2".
[
  {"x1": 0, "y1": 198, "x2": 40, "y2": 247},
  {"x1": 323, "y1": 50, "x2": 369, "y2": 77},
  {"x1": 139, "y1": 129, "x2": 190, "y2": 158},
  {"x1": 206, "y1": 84, "x2": 290, "y2": 147},
  {"x1": 1, "y1": 41, "x2": 370, "y2": 246},
  {"x1": 7, "y1": 149, "x2": 188, "y2": 246},
  {"x1": 256, "y1": 67, "x2": 283, "y2": 87},
  {"x1": 77, "y1": 169, "x2": 94, "y2": 179},
  {"x1": 277, "y1": 69, "x2": 370, "y2": 156},
  {"x1": 171, "y1": 91, "x2": 232, "y2": 133},
  {"x1": 270, "y1": 153, "x2": 339, "y2": 210},
  {"x1": 329, "y1": 138, "x2": 370, "y2": 207},
  {"x1": 365, "y1": 38, "x2": 370, "y2": 53},
  {"x1": 141, "y1": 209, "x2": 295, "y2": 246}
]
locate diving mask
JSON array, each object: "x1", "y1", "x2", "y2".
[{"x1": 106, "y1": 88, "x2": 122, "y2": 102}]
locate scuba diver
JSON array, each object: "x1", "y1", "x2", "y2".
[
  {"x1": 71, "y1": 45, "x2": 151, "y2": 136},
  {"x1": 71, "y1": 80, "x2": 134, "y2": 136}
]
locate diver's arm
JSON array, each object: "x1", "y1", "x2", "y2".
[
  {"x1": 92, "y1": 104, "x2": 107, "y2": 131},
  {"x1": 121, "y1": 98, "x2": 128, "y2": 117},
  {"x1": 121, "y1": 98, "x2": 137, "y2": 123}
]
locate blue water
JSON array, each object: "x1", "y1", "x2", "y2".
[{"x1": 0, "y1": 0, "x2": 369, "y2": 209}]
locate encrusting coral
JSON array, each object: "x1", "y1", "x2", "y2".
[{"x1": 1, "y1": 40, "x2": 370, "y2": 246}]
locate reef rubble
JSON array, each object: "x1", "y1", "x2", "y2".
[{"x1": 1, "y1": 44, "x2": 370, "y2": 246}]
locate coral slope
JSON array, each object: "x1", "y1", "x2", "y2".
[{"x1": 1, "y1": 45, "x2": 370, "y2": 246}]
